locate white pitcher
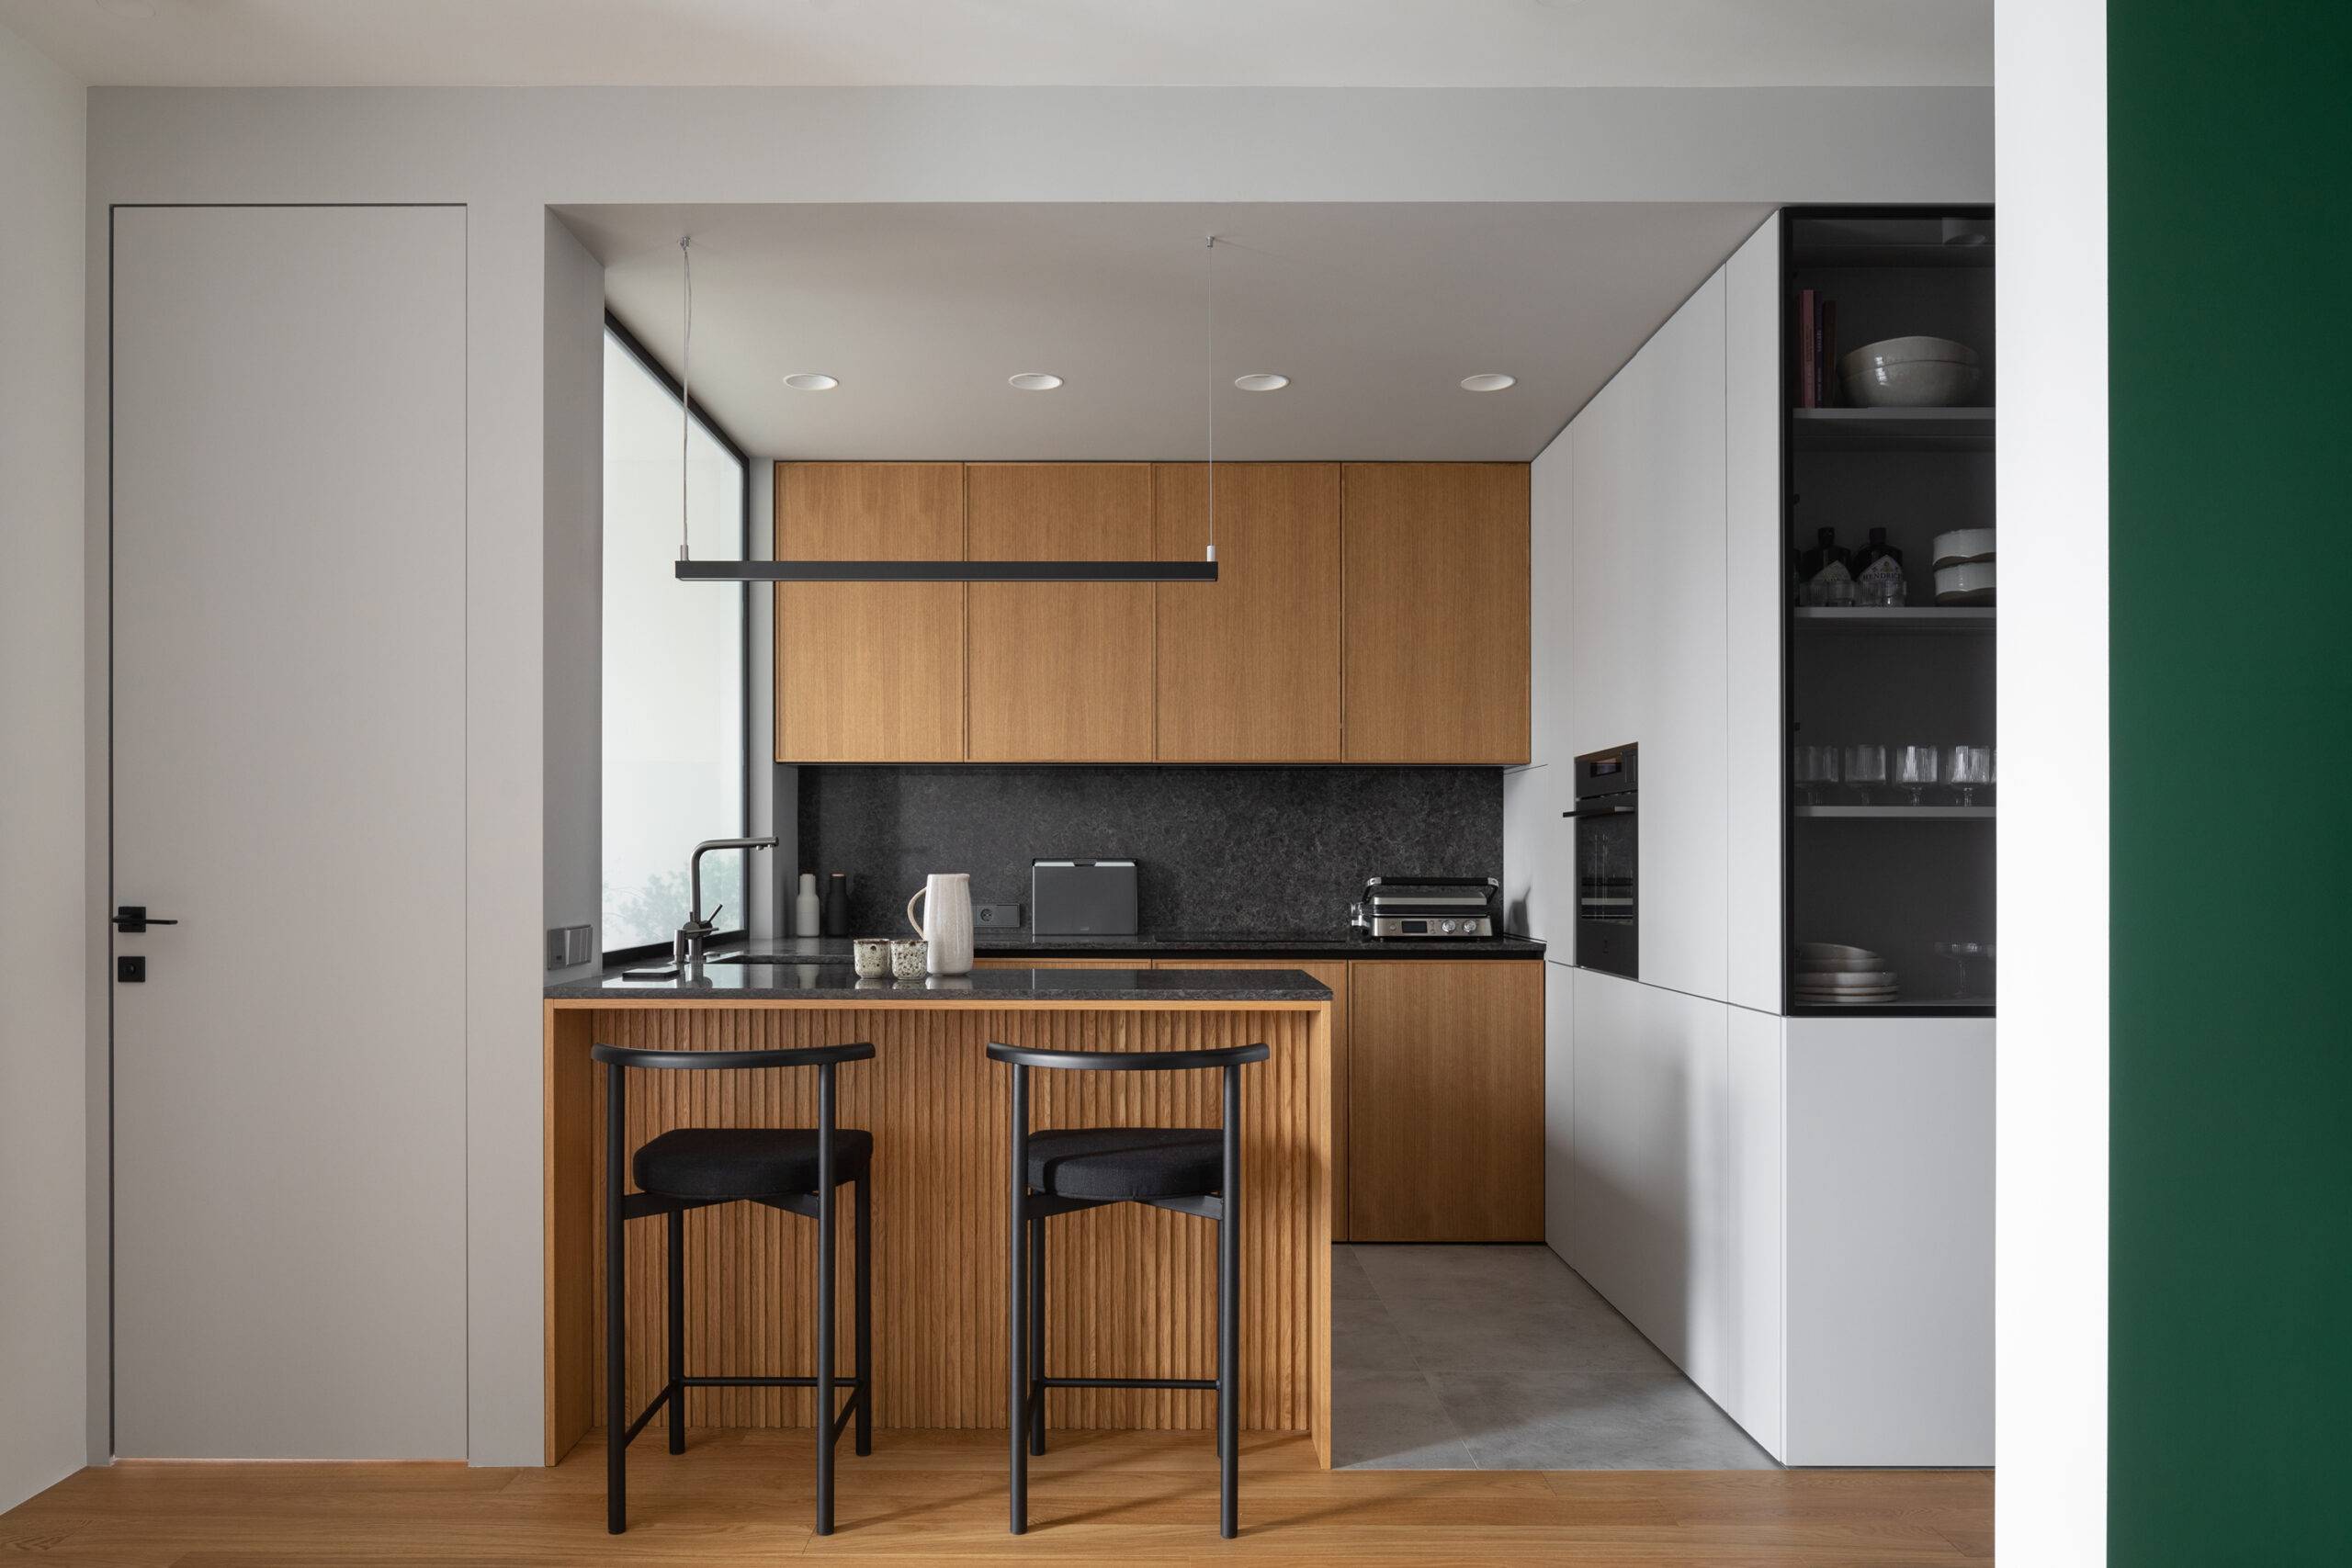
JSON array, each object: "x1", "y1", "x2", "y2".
[{"x1": 905, "y1": 873, "x2": 974, "y2": 976}]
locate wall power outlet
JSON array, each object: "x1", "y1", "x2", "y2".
[{"x1": 974, "y1": 903, "x2": 1023, "y2": 929}]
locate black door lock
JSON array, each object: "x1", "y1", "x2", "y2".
[{"x1": 117, "y1": 955, "x2": 146, "y2": 983}]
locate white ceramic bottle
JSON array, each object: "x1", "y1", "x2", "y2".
[
  {"x1": 905, "y1": 873, "x2": 974, "y2": 976},
  {"x1": 795, "y1": 872, "x2": 822, "y2": 938}
]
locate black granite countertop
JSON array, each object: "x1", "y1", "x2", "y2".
[
  {"x1": 969, "y1": 928, "x2": 1546, "y2": 960},
  {"x1": 546, "y1": 947, "x2": 1331, "y2": 1004}
]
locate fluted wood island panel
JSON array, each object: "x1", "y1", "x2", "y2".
[{"x1": 543, "y1": 989, "x2": 1331, "y2": 1467}]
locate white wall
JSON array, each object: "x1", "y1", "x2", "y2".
[
  {"x1": 80, "y1": 82, "x2": 1990, "y2": 1465},
  {"x1": 0, "y1": 16, "x2": 87, "y2": 1511},
  {"x1": 544, "y1": 212, "x2": 604, "y2": 985},
  {"x1": 1995, "y1": 0, "x2": 2109, "y2": 1559}
]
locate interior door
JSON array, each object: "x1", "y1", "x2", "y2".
[{"x1": 110, "y1": 206, "x2": 469, "y2": 1457}]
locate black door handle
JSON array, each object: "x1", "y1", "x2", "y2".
[{"x1": 113, "y1": 905, "x2": 179, "y2": 933}]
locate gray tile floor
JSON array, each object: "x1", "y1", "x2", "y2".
[{"x1": 1331, "y1": 1244, "x2": 1780, "y2": 1471}]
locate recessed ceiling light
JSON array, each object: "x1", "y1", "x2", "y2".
[
  {"x1": 1233, "y1": 373, "x2": 1290, "y2": 392},
  {"x1": 1460, "y1": 373, "x2": 1517, "y2": 392},
  {"x1": 1007, "y1": 372, "x2": 1064, "y2": 391},
  {"x1": 781, "y1": 373, "x2": 839, "y2": 391}
]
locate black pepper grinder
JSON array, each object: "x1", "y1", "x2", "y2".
[{"x1": 820, "y1": 872, "x2": 851, "y2": 937}]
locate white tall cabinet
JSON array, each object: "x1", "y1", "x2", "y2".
[{"x1": 1507, "y1": 213, "x2": 1995, "y2": 1467}]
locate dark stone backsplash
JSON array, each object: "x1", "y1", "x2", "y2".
[{"x1": 796, "y1": 765, "x2": 1502, "y2": 936}]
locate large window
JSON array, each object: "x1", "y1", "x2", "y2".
[{"x1": 602, "y1": 322, "x2": 747, "y2": 954}]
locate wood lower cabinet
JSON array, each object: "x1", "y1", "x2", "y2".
[
  {"x1": 774, "y1": 462, "x2": 966, "y2": 761},
  {"x1": 966, "y1": 463, "x2": 1154, "y2": 761},
  {"x1": 1347, "y1": 960, "x2": 1544, "y2": 1242},
  {"x1": 1152, "y1": 959, "x2": 1351, "y2": 1242},
  {"x1": 1340, "y1": 463, "x2": 1532, "y2": 763},
  {"x1": 1153, "y1": 463, "x2": 1341, "y2": 761}
]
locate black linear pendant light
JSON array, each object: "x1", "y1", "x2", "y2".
[{"x1": 672, "y1": 233, "x2": 1219, "y2": 584}]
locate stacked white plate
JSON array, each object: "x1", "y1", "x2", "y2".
[{"x1": 1793, "y1": 942, "x2": 1898, "y2": 1003}]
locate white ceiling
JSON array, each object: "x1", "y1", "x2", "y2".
[
  {"x1": 566, "y1": 201, "x2": 1772, "y2": 462},
  {"x1": 6, "y1": 0, "x2": 1988, "y2": 87}
]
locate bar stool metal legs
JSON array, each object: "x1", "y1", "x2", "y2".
[
  {"x1": 594, "y1": 1040, "x2": 876, "y2": 1540},
  {"x1": 1006, "y1": 1063, "x2": 1031, "y2": 1534},
  {"x1": 991, "y1": 1039, "x2": 1268, "y2": 1540},
  {"x1": 1217, "y1": 1062, "x2": 1241, "y2": 1539},
  {"x1": 1027, "y1": 1210, "x2": 1047, "y2": 1456}
]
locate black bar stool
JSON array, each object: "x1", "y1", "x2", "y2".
[
  {"x1": 592, "y1": 1041, "x2": 876, "y2": 1537},
  {"x1": 986, "y1": 1039, "x2": 1269, "y2": 1540}
]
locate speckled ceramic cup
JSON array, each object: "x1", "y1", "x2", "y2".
[
  {"x1": 889, "y1": 939, "x2": 928, "y2": 982},
  {"x1": 853, "y1": 938, "x2": 890, "y2": 979}
]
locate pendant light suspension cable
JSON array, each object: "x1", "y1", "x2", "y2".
[
  {"x1": 1204, "y1": 233, "x2": 1216, "y2": 564},
  {"x1": 677, "y1": 234, "x2": 694, "y2": 563}
]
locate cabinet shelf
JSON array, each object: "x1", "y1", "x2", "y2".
[
  {"x1": 1790, "y1": 998, "x2": 1996, "y2": 1018},
  {"x1": 1793, "y1": 804, "x2": 1996, "y2": 820},
  {"x1": 1791, "y1": 407, "x2": 1995, "y2": 452},
  {"x1": 1792, "y1": 606, "x2": 1994, "y2": 634}
]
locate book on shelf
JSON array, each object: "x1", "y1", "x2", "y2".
[
  {"x1": 1795, "y1": 288, "x2": 1816, "y2": 408},
  {"x1": 1820, "y1": 299, "x2": 1838, "y2": 406}
]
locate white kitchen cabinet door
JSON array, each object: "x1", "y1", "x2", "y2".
[
  {"x1": 1724, "y1": 1006, "x2": 1788, "y2": 1458},
  {"x1": 1568, "y1": 275, "x2": 1731, "y2": 1001},
  {"x1": 1528, "y1": 431, "x2": 1576, "y2": 771},
  {"x1": 1502, "y1": 428, "x2": 1577, "y2": 945},
  {"x1": 1542, "y1": 959, "x2": 1577, "y2": 1261},
  {"x1": 1567, "y1": 968, "x2": 1731, "y2": 1400},
  {"x1": 1724, "y1": 217, "x2": 1786, "y2": 1013},
  {"x1": 1782, "y1": 1018, "x2": 1995, "y2": 1465}
]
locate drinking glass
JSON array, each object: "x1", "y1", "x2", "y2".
[
  {"x1": 1946, "y1": 744, "x2": 1994, "y2": 806},
  {"x1": 1860, "y1": 570, "x2": 1909, "y2": 607},
  {"x1": 1793, "y1": 744, "x2": 1841, "y2": 805},
  {"x1": 1895, "y1": 745, "x2": 1940, "y2": 806},
  {"x1": 1843, "y1": 743, "x2": 1888, "y2": 805}
]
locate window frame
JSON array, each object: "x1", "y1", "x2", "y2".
[{"x1": 600, "y1": 309, "x2": 754, "y2": 965}]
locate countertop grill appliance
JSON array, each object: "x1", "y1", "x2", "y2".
[
  {"x1": 1350, "y1": 877, "x2": 1499, "y2": 939},
  {"x1": 1566, "y1": 744, "x2": 1638, "y2": 978}
]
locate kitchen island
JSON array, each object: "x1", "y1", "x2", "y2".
[{"x1": 544, "y1": 961, "x2": 1334, "y2": 1467}]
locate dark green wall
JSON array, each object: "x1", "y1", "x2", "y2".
[{"x1": 2109, "y1": 3, "x2": 2352, "y2": 1562}]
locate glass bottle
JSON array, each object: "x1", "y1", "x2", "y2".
[{"x1": 1851, "y1": 526, "x2": 1907, "y2": 606}]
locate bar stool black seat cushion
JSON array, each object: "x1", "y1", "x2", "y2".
[
  {"x1": 633, "y1": 1127, "x2": 873, "y2": 1200},
  {"x1": 1028, "y1": 1127, "x2": 1221, "y2": 1201}
]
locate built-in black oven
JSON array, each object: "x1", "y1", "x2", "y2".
[{"x1": 1566, "y1": 744, "x2": 1638, "y2": 979}]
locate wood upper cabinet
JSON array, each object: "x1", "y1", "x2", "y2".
[
  {"x1": 774, "y1": 462, "x2": 965, "y2": 762},
  {"x1": 966, "y1": 463, "x2": 1155, "y2": 761},
  {"x1": 773, "y1": 459, "x2": 1531, "y2": 763},
  {"x1": 1153, "y1": 463, "x2": 1341, "y2": 761},
  {"x1": 1340, "y1": 464, "x2": 1532, "y2": 763},
  {"x1": 1348, "y1": 960, "x2": 1544, "y2": 1242}
]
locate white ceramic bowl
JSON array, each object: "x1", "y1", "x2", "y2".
[
  {"x1": 1934, "y1": 562, "x2": 1997, "y2": 605},
  {"x1": 1844, "y1": 359, "x2": 1981, "y2": 408},
  {"x1": 1932, "y1": 528, "x2": 1998, "y2": 569},
  {"x1": 1839, "y1": 336, "x2": 1982, "y2": 408},
  {"x1": 1840, "y1": 335, "x2": 1979, "y2": 374}
]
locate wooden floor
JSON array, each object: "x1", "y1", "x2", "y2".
[{"x1": 3, "y1": 1428, "x2": 1993, "y2": 1565}]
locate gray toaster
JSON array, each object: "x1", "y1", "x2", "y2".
[{"x1": 1030, "y1": 859, "x2": 1139, "y2": 936}]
